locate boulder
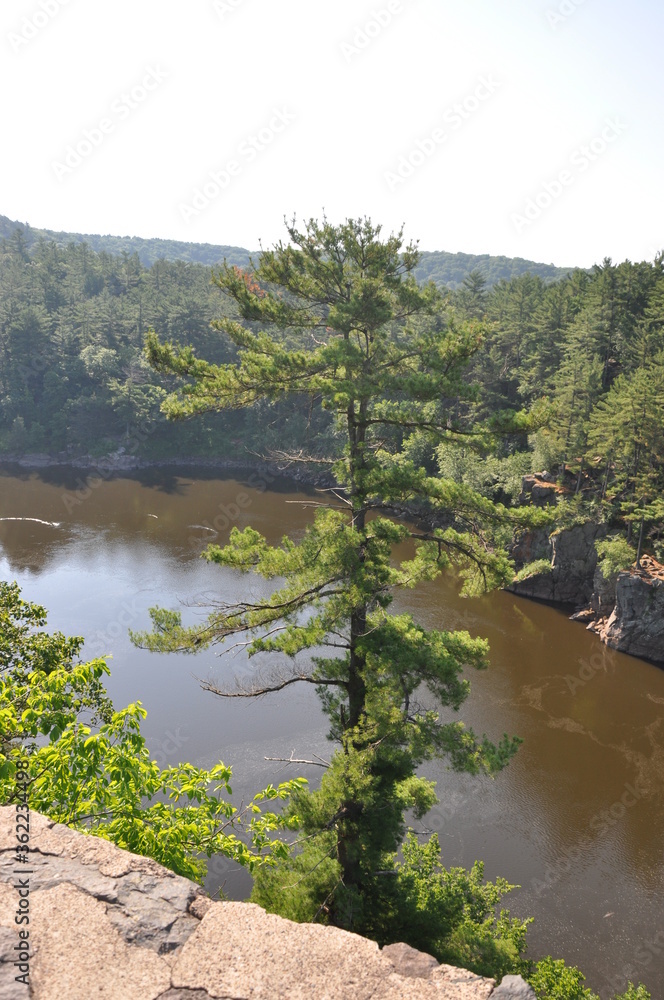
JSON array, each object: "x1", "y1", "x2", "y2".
[
  {"x1": 490, "y1": 975, "x2": 536, "y2": 998},
  {"x1": 518, "y1": 473, "x2": 558, "y2": 508}
]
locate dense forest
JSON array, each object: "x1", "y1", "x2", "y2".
[{"x1": 0, "y1": 220, "x2": 662, "y2": 566}]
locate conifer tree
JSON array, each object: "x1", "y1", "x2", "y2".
[{"x1": 132, "y1": 217, "x2": 547, "y2": 929}]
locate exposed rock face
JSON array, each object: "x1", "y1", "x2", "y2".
[
  {"x1": 509, "y1": 522, "x2": 607, "y2": 605},
  {"x1": 509, "y1": 474, "x2": 664, "y2": 663},
  {"x1": 589, "y1": 561, "x2": 616, "y2": 617},
  {"x1": 587, "y1": 559, "x2": 664, "y2": 662},
  {"x1": 0, "y1": 808, "x2": 534, "y2": 999},
  {"x1": 517, "y1": 472, "x2": 559, "y2": 507}
]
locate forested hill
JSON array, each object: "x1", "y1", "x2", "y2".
[
  {"x1": 0, "y1": 214, "x2": 574, "y2": 287},
  {"x1": 0, "y1": 214, "x2": 251, "y2": 271},
  {"x1": 413, "y1": 250, "x2": 575, "y2": 287}
]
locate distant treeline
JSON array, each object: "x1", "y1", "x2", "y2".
[{"x1": 0, "y1": 214, "x2": 573, "y2": 287}]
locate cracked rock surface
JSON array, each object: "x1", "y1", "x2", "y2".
[{"x1": 0, "y1": 808, "x2": 533, "y2": 999}]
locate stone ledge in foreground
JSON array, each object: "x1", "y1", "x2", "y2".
[{"x1": 0, "y1": 807, "x2": 534, "y2": 999}]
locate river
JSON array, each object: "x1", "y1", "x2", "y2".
[{"x1": 1, "y1": 463, "x2": 662, "y2": 998}]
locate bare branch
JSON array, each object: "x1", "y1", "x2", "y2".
[
  {"x1": 264, "y1": 750, "x2": 330, "y2": 768},
  {"x1": 269, "y1": 449, "x2": 337, "y2": 466},
  {"x1": 198, "y1": 672, "x2": 347, "y2": 699}
]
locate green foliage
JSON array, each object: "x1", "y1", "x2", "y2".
[
  {"x1": 612, "y1": 986, "x2": 651, "y2": 1000},
  {"x1": 595, "y1": 536, "x2": 636, "y2": 583},
  {"x1": 371, "y1": 833, "x2": 530, "y2": 980},
  {"x1": 525, "y1": 958, "x2": 650, "y2": 1000},
  {"x1": 528, "y1": 957, "x2": 599, "y2": 999},
  {"x1": 513, "y1": 558, "x2": 553, "y2": 582},
  {"x1": 0, "y1": 581, "x2": 304, "y2": 882},
  {"x1": 253, "y1": 826, "x2": 530, "y2": 981},
  {"x1": 436, "y1": 441, "x2": 535, "y2": 503}
]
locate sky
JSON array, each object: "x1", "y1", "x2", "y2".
[{"x1": 2, "y1": 0, "x2": 662, "y2": 268}]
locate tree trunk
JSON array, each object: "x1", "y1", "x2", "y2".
[{"x1": 636, "y1": 516, "x2": 645, "y2": 569}]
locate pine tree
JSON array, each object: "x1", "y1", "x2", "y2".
[
  {"x1": 588, "y1": 359, "x2": 664, "y2": 557},
  {"x1": 129, "y1": 217, "x2": 545, "y2": 929}
]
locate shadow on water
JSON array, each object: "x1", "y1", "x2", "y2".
[{"x1": 0, "y1": 461, "x2": 321, "y2": 498}]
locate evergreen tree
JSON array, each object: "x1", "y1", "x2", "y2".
[
  {"x1": 132, "y1": 217, "x2": 547, "y2": 932},
  {"x1": 587, "y1": 359, "x2": 664, "y2": 557},
  {"x1": 545, "y1": 313, "x2": 604, "y2": 476}
]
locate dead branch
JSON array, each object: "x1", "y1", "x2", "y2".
[{"x1": 264, "y1": 750, "x2": 330, "y2": 768}]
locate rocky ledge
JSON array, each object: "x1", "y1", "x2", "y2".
[
  {"x1": 0, "y1": 808, "x2": 534, "y2": 999},
  {"x1": 509, "y1": 473, "x2": 664, "y2": 665},
  {"x1": 578, "y1": 555, "x2": 664, "y2": 662},
  {"x1": 508, "y1": 520, "x2": 606, "y2": 605}
]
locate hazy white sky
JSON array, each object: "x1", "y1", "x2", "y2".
[{"x1": 2, "y1": 0, "x2": 661, "y2": 267}]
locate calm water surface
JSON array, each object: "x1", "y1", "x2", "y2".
[{"x1": 1, "y1": 464, "x2": 663, "y2": 998}]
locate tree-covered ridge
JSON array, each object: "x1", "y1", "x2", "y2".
[
  {"x1": 0, "y1": 214, "x2": 251, "y2": 269},
  {"x1": 0, "y1": 227, "x2": 250, "y2": 458},
  {"x1": 414, "y1": 249, "x2": 575, "y2": 289},
  {"x1": 449, "y1": 258, "x2": 664, "y2": 563},
  {"x1": 0, "y1": 214, "x2": 574, "y2": 285}
]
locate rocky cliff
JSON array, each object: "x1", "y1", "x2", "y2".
[
  {"x1": 509, "y1": 475, "x2": 664, "y2": 665},
  {"x1": 0, "y1": 808, "x2": 534, "y2": 999},
  {"x1": 582, "y1": 555, "x2": 664, "y2": 662},
  {"x1": 511, "y1": 529, "x2": 664, "y2": 664},
  {"x1": 509, "y1": 521, "x2": 607, "y2": 605}
]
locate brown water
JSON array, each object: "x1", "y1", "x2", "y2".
[{"x1": 1, "y1": 463, "x2": 662, "y2": 998}]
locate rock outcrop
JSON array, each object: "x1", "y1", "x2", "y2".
[
  {"x1": 509, "y1": 474, "x2": 664, "y2": 663},
  {"x1": 509, "y1": 521, "x2": 607, "y2": 605},
  {"x1": 584, "y1": 556, "x2": 664, "y2": 662},
  {"x1": 0, "y1": 808, "x2": 535, "y2": 999},
  {"x1": 517, "y1": 472, "x2": 560, "y2": 507}
]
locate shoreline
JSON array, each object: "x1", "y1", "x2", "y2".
[
  {"x1": 3, "y1": 453, "x2": 663, "y2": 668},
  {"x1": 0, "y1": 451, "x2": 334, "y2": 487}
]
